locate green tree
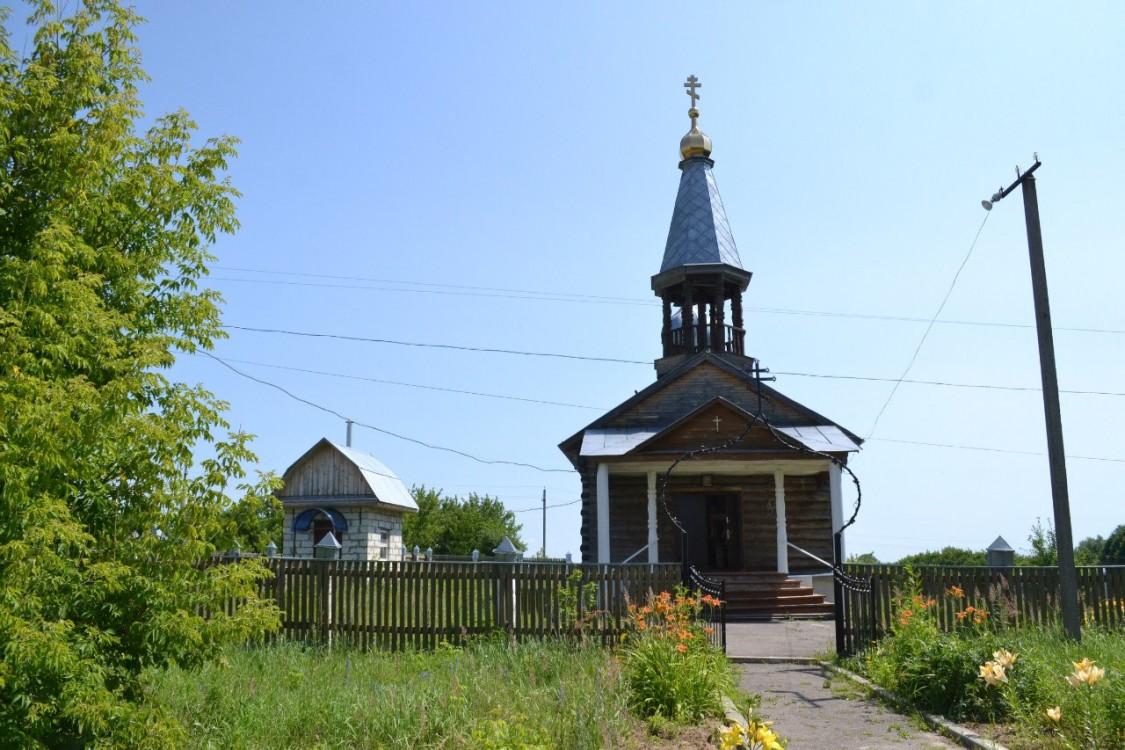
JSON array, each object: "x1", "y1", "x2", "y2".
[
  {"x1": 1020, "y1": 517, "x2": 1058, "y2": 566},
  {"x1": 402, "y1": 484, "x2": 444, "y2": 552},
  {"x1": 1101, "y1": 525, "x2": 1125, "y2": 565},
  {"x1": 846, "y1": 551, "x2": 880, "y2": 565},
  {"x1": 0, "y1": 2, "x2": 277, "y2": 745},
  {"x1": 1074, "y1": 535, "x2": 1106, "y2": 566},
  {"x1": 403, "y1": 486, "x2": 525, "y2": 556},
  {"x1": 895, "y1": 547, "x2": 987, "y2": 566},
  {"x1": 221, "y1": 472, "x2": 284, "y2": 554}
]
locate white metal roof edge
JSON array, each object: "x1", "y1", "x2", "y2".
[
  {"x1": 330, "y1": 441, "x2": 419, "y2": 511},
  {"x1": 579, "y1": 427, "x2": 661, "y2": 457},
  {"x1": 777, "y1": 426, "x2": 860, "y2": 453}
]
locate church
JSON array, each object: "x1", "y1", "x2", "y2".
[{"x1": 559, "y1": 78, "x2": 862, "y2": 590}]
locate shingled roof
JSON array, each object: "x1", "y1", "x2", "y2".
[{"x1": 659, "y1": 157, "x2": 744, "y2": 273}]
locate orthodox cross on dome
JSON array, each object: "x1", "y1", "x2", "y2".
[{"x1": 684, "y1": 75, "x2": 702, "y2": 106}]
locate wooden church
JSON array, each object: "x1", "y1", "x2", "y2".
[{"x1": 559, "y1": 78, "x2": 862, "y2": 614}]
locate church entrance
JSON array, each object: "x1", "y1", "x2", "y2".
[{"x1": 676, "y1": 493, "x2": 741, "y2": 572}]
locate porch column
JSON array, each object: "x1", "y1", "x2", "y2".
[
  {"x1": 596, "y1": 463, "x2": 610, "y2": 563},
  {"x1": 646, "y1": 470, "x2": 659, "y2": 563},
  {"x1": 774, "y1": 470, "x2": 788, "y2": 574},
  {"x1": 829, "y1": 463, "x2": 845, "y2": 560}
]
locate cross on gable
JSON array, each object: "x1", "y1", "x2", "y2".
[
  {"x1": 749, "y1": 359, "x2": 777, "y2": 415},
  {"x1": 684, "y1": 75, "x2": 702, "y2": 106},
  {"x1": 713, "y1": 415, "x2": 722, "y2": 432}
]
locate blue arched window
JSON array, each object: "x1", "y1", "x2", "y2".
[{"x1": 292, "y1": 507, "x2": 348, "y2": 546}]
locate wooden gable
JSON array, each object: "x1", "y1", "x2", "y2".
[
  {"x1": 599, "y1": 361, "x2": 807, "y2": 430},
  {"x1": 634, "y1": 399, "x2": 795, "y2": 456},
  {"x1": 279, "y1": 441, "x2": 374, "y2": 499}
]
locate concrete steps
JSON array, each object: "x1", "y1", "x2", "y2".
[{"x1": 705, "y1": 572, "x2": 835, "y2": 620}]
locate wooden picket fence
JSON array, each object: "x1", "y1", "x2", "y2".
[
  {"x1": 840, "y1": 564, "x2": 1125, "y2": 650},
  {"x1": 233, "y1": 558, "x2": 681, "y2": 649}
]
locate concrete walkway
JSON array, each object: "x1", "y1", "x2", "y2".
[
  {"x1": 727, "y1": 621, "x2": 959, "y2": 749},
  {"x1": 726, "y1": 619, "x2": 836, "y2": 661}
]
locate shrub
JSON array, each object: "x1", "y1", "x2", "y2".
[
  {"x1": 856, "y1": 578, "x2": 1125, "y2": 747},
  {"x1": 860, "y1": 574, "x2": 1004, "y2": 719},
  {"x1": 618, "y1": 589, "x2": 737, "y2": 723}
]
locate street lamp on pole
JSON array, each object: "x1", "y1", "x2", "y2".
[{"x1": 982, "y1": 157, "x2": 1081, "y2": 641}]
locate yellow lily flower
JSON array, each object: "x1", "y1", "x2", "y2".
[
  {"x1": 992, "y1": 649, "x2": 1018, "y2": 668},
  {"x1": 979, "y1": 661, "x2": 1007, "y2": 686}
]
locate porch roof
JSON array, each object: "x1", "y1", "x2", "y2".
[
  {"x1": 775, "y1": 425, "x2": 861, "y2": 453},
  {"x1": 579, "y1": 427, "x2": 660, "y2": 456},
  {"x1": 578, "y1": 423, "x2": 858, "y2": 457},
  {"x1": 577, "y1": 396, "x2": 860, "y2": 458}
]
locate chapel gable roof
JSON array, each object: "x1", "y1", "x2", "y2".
[{"x1": 559, "y1": 352, "x2": 862, "y2": 460}]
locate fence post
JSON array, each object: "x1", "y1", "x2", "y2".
[
  {"x1": 318, "y1": 560, "x2": 331, "y2": 647},
  {"x1": 867, "y1": 573, "x2": 878, "y2": 649},
  {"x1": 274, "y1": 559, "x2": 286, "y2": 638},
  {"x1": 833, "y1": 532, "x2": 847, "y2": 657}
]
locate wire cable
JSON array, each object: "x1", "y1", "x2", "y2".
[
  {"x1": 866, "y1": 212, "x2": 990, "y2": 439},
  {"x1": 776, "y1": 371, "x2": 1125, "y2": 398},
  {"x1": 214, "y1": 265, "x2": 652, "y2": 305},
  {"x1": 869, "y1": 437, "x2": 1125, "y2": 463},
  {"x1": 510, "y1": 497, "x2": 582, "y2": 513},
  {"x1": 212, "y1": 266, "x2": 1125, "y2": 336},
  {"x1": 223, "y1": 324, "x2": 650, "y2": 365},
  {"x1": 198, "y1": 351, "x2": 575, "y2": 474},
  {"x1": 214, "y1": 356, "x2": 606, "y2": 410},
  {"x1": 204, "y1": 347, "x2": 1125, "y2": 402}
]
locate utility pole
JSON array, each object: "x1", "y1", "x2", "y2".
[
  {"x1": 541, "y1": 488, "x2": 547, "y2": 559},
  {"x1": 983, "y1": 158, "x2": 1081, "y2": 641}
]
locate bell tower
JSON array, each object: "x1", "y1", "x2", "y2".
[{"x1": 652, "y1": 76, "x2": 752, "y2": 377}]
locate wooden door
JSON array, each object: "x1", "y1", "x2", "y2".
[{"x1": 676, "y1": 493, "x2": 741, "y2": 571}]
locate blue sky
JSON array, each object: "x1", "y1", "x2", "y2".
[{"x1": 54, "y1": 2, "x2": 1125, "y2": 561}]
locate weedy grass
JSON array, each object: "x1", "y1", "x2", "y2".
[
  {"x1": 145, "y1": 638, "x2": 645, "y2": 750},
  {"x1": 851, "y1": 576, "x2": 1125, "y2": 749}
]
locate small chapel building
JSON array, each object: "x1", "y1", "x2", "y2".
[
  {"x1": 559, "y1": 79, "x2": 862, "y2": 577},
  {"x1": 279, "y1": 438, "x2": 417, "y2": 560}
]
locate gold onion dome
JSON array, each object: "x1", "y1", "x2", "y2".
[{"x1": 679, "y1": 107, "x2": 712, "y2": 159}]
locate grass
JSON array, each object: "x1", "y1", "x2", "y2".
[{"x1": 144, "y1": 638, "x2": 688, "y2": 749}]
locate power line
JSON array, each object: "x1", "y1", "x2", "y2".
[
  {"x1": 223, "y1": 324, "x2": 650, "y2": 365},
  {"x1": 215, "y1": 330, "x2": 1125, "y2": 400},
  {"x1": 215, "y1": 356, "x2": 606, "y2": 410},
  {"x1": 870, "y1": 437, "x2": 1125, "y2": 464},
  {"x1": 212, "y1": 265, "x2": 1125, "y2": 336},
  {"x1": 866, "y1": 212, "x2": 991, "y2": 439},
  {"x1": 776, "y1": 371, "x2": 1125, "y2": 398},
  {"x1": 510, "y1": 497, "x2": 582, "y2": 513},
  {"x1": 198, "y1": 351, "x2": 575, "y2": 474},
  {"x1": 211, "y1": 276, "x2": 657, "y2": 307},
  {"x1": 213, "y1": 266, "x2": 652, "y2": 305}
]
